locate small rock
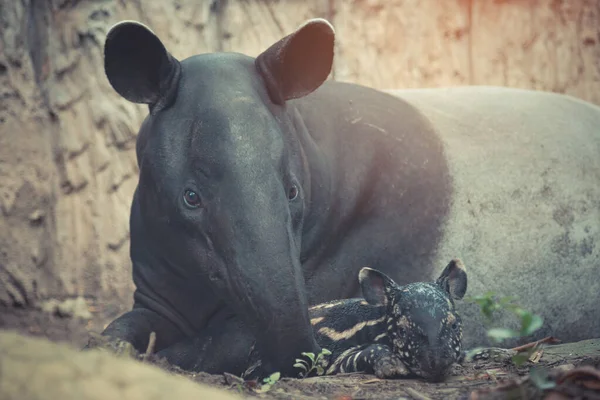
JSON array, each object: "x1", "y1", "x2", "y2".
[
  {"x1": 39, "y1": 297, "x2": 92, "y2": 319},
  {"x1": 57, "y1": 297, "x2": 92, "y2": 319},
  {"x1": 40, "y1": 299, "x2": 60, "y2": 314},
  {"x1": 28, "y1": 209, "x2": 45, "y2": 223}
]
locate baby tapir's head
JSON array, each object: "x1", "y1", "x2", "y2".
[{"x1": 359, "y1": 259, "x2": 468, "y2": 382}]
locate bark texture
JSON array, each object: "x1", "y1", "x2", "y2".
[{"x1": 0, "y1": 0, "x2": 599, "y2": 311}]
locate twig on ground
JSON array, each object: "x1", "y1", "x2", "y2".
[
  {"x1": 360, "y1": 378, "x2": 381, "y2": 384},
  {"x1": 510, "y1": 336, "x2": 560, "y2": 352},
  {"x1": 143, "y1": 331, "x2": 156, "y2": 361}
]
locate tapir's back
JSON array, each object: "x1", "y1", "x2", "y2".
[
  {"x1": 388, "y1": 86, "x2": 600, "y2": 347},
  {"x1": 294, "y1": 79, "x2": 599, "y2": 347}
]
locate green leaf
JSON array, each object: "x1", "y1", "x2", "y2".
[
  {"x1": 487, "y1": 328, "x2": 520, "y2": 342},
  {"x1": 321, "y1": 348, "x2": 332, "y2": 356},
  {"x1": 513, "y1": 306, "x2": 527, "y2": 316},
  {"x1": 301, "y1": 352, "x2": 316, "y2": 362},
  {"x1": 522, "y1": 314, "x2": 543, "y2": 336},
  {"x1": 499, "y1": 295, "x2": 517, "y2": 305},
  {"x1": 293, "y1": 363, "x2": 308, "y2": 372},
  {"x1": 316, "y1": 366, "x2": 324, "y2": 375},
  {"x1": 529, "y1": 367, "x2": 557, "y2": 390},
  {"x1": 255, "y1": 384, "x2": 272, "y2": 393},
  {"x1": 519, "y1": 311, "x2": 533, "y2": 330},
  {"x1": 511, "y1": 352, "x2": 530, "y2": 366},
  {"x1": 265, "y1": 372, "x2": 280, "y2": 384}
]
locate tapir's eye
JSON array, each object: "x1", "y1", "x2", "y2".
[
  {"x1": 183, "y1": 189, "x2": 202, "y2": 209},
  {"x1": 451, "y1": 322, "x2": 459, "y2": 331},
  {"x1": 288, "y1": 185, "x2": 299, "y2": 201},
  {"x1": 397, "y1": 327, "x2": 406, "y2": 337}
]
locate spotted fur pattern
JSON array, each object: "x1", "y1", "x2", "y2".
[{"x1": 244, "y1": 259, "x2": 467, "y2": 382}]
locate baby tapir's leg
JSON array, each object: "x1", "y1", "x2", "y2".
[{"x1": 326, "y1": 344, "x2": 410, "y2": 379}]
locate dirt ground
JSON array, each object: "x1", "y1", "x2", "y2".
[
  {"x1": 155, "y1": 340, "x2": 600, "y2": 400},
  {"x1": 1, "y1": 300, "x2": 600, "y2": 400}
]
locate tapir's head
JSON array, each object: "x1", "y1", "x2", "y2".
[
  {"x1": 360, "y1": 259, "x2": 468, "y2": 382},
  {"x1": 103, "y1": 19, "x2": 335, "y2": 370}
]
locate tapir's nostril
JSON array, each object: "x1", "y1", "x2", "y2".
[
  {"x1": 421, "y1": 349, "x2": 452, "y2": 382},
  {"x1": 429, "y1": 356, "x2": 437, "y2": 369}
]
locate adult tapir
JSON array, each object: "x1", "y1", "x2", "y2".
[{"x1": 93, "y1": 18, "x2": 600, "y2": 377}]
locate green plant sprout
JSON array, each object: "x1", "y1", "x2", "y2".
[
  {"x1": 465, "y1": 291, "x2": 545, "y2": 366},
  {"x1": 293, "y1": 348, "x2": 332, "y2": 378},
  {"x1": 255, "y1": 371, "x2": 281, "y2": 393}
]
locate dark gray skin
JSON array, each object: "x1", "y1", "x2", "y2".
[
  {"x1": 245, "y1": 259, "x2": 468, "y2": 382},
  {"x1": 95, "y1": 18, "x2": 451, "y2": 377}
]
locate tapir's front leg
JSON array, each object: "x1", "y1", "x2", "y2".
[
  {"x1": 326, "y1": 344, "x2": 410, "y2": 379},
  {"x1": 156, "y1": 311, "x2": 255, "y2": 376},
  {"x1": 85, "y1": 303, "x2": 185, "y2": 355}
]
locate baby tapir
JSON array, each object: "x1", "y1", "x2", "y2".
[{"x1": 245, "y1": 259, "x2": 467, "y2": 382}]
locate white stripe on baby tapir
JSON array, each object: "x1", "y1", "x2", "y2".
[
  {"x1": 309, "y1": 300, "x2": 346, "y2": 311},
  {"x1": 318, "y1": 316, "x2": 386, "y2": 341},
  {"x1": 325, "y1": 346, "x2": 360, "y2": 375},
  {"x1": 352, "y1": 350, "x2": 362, "y2": 370}
]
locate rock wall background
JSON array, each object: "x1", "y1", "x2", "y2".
[{"x1": 0, "y1": 0, "x2": 598, "y2": 325}]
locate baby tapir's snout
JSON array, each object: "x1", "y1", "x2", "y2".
[{"x1": 419, "y1": 344, "x2": 458, "y2": 382}]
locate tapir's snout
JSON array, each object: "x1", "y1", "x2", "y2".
[
  {"x1": 419, "y1": 347, "x2": 455, "y2": 382},
  {"x1": 204, "y1": 176, "x2": 321, "y2": 375}
]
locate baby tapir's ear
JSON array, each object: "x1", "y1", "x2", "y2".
[
  {"x1": 104, "y1": 21, "x2": 181, "y2": 111},
  {"x1": 435, "y1": 259, "x2": 468, "y2": 300},
  {"x1": 255, "y1": 18, "x2": 335, "y2": 105},
  {"x1": 359, "y1": 267, "x2": 397, "y2": 306}
]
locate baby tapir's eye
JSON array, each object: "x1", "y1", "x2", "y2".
[
  {"x1": 451, "y1": 322, "x2": 459, "y2": 331},
  {"x1": 397, "y1": 327, "x2": 406, "y2": 336}
]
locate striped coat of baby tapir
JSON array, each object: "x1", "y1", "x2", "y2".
[{"x1": 245, "y1": 259, "x2": 467, "y2": 382}]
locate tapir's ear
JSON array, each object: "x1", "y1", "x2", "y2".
[
  {"x1": 435, "y1": 259, "x2": 468, "y2": 300},
  {"x1": 359, "y1": 268, "x2": 397, "y2": 306},
  {"x1": 104, "y1": 21, "x2": 181, "y2": 110},
  {"x1": 255, "y1": 18, "x2": 335, "y2": 105}
]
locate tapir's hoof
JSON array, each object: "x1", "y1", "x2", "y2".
[
  {"x1": 374, "y1": 355, "x2": 409, "y2": 379},
  {"x1": 84, "y1": 332, "x2": 140, "y2": 359}
]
